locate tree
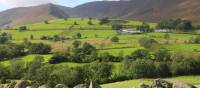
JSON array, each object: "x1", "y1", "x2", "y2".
[
  {"x1": 44, "y1": 20, "x2": 49, "y2": 24},
  {"x1": 0, "y1": 32, "x2": 11, "y2": 44},
  {"x1": 155, "y1": 62, "x2": 171, "y2": 77},
  {"x1": 194, "y1": 35, "x2": 200, "y2": 44},
  {"x1": 112, "y1": 24, "x2": 123, "y2": 30},
  {"x1": 0, "y1": 63, "x2": 9, "y2": 81},
  {"x1": 138, "y1": 37, "x2": 159, "y2": 49},
  {"x1": 30, "y1": 34, "x2": 34, "y2": 40},
  {"x1": 0, "y1": 44, "x2": 25, "y2": 60},
  {"x1": 136, "y1": 22, "x2": 150, "y2": 32},
  {"x1": 99, "y1": 17, "x2": 110, "y2": 25},
  {"x1": 154, "y1": 48, "x2": 171, "y2": 61},
  {"x1": 9, "y1": 60, "x2": 26, "y2": 79},
  {"x1": 129, "y1": 49, "x2": 153, "y2": 60},
  {"x1": 83, "y1": 62, "x2": 113, "y2": 83},
  {"x1": 123, "y1": 59, "x2": 156, "y2": 78},
  {"x1": 27, "y1": 43, "x2": 51, "y2": 54},
  {"x1": 82, "y1": 43, "x2": 96, "y2": 55},
  {"x1": 19, "y1": 26, "x2": 27, "y2": 31},
  {"x1": 73, "y1": 33, "x2": 82, "y2": 39},
  {"x1": 72, "y1": 41, "x2": 81, "y2": 48},
  {"x1": 111, "y1": 36, "x2": 119, "y2": 42},
  {"x1": 26, "y1": 56, "x2": 44, "y2": 80},
  {"x1": 171, "y1": 57, "x2": 200, "y2": 75},
  {"x1": 74, "y1": 21, "x2": 78, "y2": 25},
  {"x1": 88, "y1": 20, "x2": 93, "y2": 25},
  {"x1": 176, "y1": 20, "x2": 193, "y2": 30}
]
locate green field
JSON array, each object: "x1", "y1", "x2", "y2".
[
  {"x1": 1, "y1": 18, "x2": 199, "y2": 56},
  {"x1": 101, "y1": 76, "x2": 200, "y2": 88},
  {"x1": 1, "y1": 18, "x2": 200, "y2": 87}
]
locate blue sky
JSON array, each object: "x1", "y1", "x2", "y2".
[{"x1": 0, "y1": 0, "x2": 107, "y2": 11}]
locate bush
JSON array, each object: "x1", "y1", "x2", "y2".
[
  {"x1": 27, "y1": 43, "x2": 51, "y2": 54},
  {"x1": 171, "y1": 57, "x2": 200, "y2": 75},
  {"x1": 112, "y1": 24, "x2": 123, "y2": 30},
  {"x1": 155, "y1": 62, "x2": 171, "y2": 77},
  {"x1": 0, "y1": 44, "x2": 25, "y2": 60},
  {"x1": 111, "y1": 36, "x2": 119, "y2": 42},
  {"x1": 138, "y1": 37, "x2": 159, "y2": 49},
  {"x1": 129, "y1": 49, "x2": 153, "y2": 60},
  {"x1": 0, "y1": 32, "x2": 12, "y2": 44},
  {"x1": 49, "y1": 55, "x2": 69, "y2": 64},
  {"x1": 122, "y1": 59, "x2": 156, "y2": 78},
  {"x1": 83, "y1": 62, "x2": 113, "y2": 83},
  {"x1": 154, "y1": 47, "x2": 171, "y2": 61},
  {"x1": 99, "y1": 17, "x2": 110, "y2": 25},
  {"x1": 19, "y1": 26, "x2": 27, "y2": 31},
  {"x1": 73, "y1": 33, "x2": 82, "y2": 39},
  {"x1": 194, "y1": 35, "x2": 200, "y2": 44}
]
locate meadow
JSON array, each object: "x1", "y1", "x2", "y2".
[{"x1": 1, "y1": 18, "x2": 200, "y2": 87}]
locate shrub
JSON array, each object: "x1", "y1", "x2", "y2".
[
  {"x1": 111, "y1": 36, "x2": 119, "y2": 42},
  {"x1": 27, "y1": 43, "x2": 51, "y2": 54},
  {"x1": 83, "y1": 62, "x2": 113, "y2": 83},
  {"x1": 138, "y1": 37, "x2": 159, "y2": 49},
  {"x1": 112, "y1": 24, "x2": 123, "y2": 30},
  {"x1": 99, "y1": 17, "x2": 110, "y2": 25},
  {"x1": 123, "y1": 59, "x2": 156, "y2": 78}
]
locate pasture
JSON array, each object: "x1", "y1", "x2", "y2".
[{"x1": 2, "y1": 18, "x2": 200, "y2": 56}]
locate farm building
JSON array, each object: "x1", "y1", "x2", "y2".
[
  {"x1": 118, "y1": 29, "x2": 144, "y2": 34},
  {"x1": 154, "y1": 29, "x2": 170, "y2": 33}
]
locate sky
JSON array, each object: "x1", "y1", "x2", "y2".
[{"x1": 0, "y1": 0, "x2": 118, "y2": 11}]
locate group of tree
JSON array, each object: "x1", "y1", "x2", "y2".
[
  {"x1": 40, "y1": 35, "x2": 65, "y2": 42},
  {"x1": 0, "y1": 41, "x2": 51, "y2": 60},
  {"x1": 0, "y1": 56, "x2": 113, "y2": 87},
  {"x1": 138, "y1": 37, "x2": 159, "y2": 49},
  {"x1": 112, "y1": 24, "x2": 123, "y2": 30},
  {"x1": 121, "y1": 48, "x2": 200, "y2": 79},
  {"x1": 0, "y1": 32, "x2": 12, "y2": 44},
  {"x1": 99, "y1": 17, "x2": 110, "y2": 25},
  {"x1": 2, "y1": 47, "x2": 200, "y2": 87},
  {"x1": 19, "y1": 26, "x2": 28, "y2": 31},
  {"x1": 136, "y1": 22, "x2": 152, "y2": 32},
  {"x1": 157, "y1": 19, "x2": 194, "y2": 30},
  {"x1": 49, "y1": 41, "x2": 122, "y2": 64}
]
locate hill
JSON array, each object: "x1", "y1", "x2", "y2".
[
  {"x1": 0, "y1": 3, "x2": 71, "y2": 27},
  {"x1": 1, "y1": 0, "x2": 200, "y2": 27},
  {"x1": 74, "y1": 0, "x2": 200, "y2": 22}
]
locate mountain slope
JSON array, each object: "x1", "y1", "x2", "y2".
[
  {"x1": 74, "y1": 0, "x2": 200, "y2": 22},
  {"x1": 1, "y1": 0, "x2": 200, "y2": 27},
  {"x1": 0, "y1": 4, "x2": 71, "y2": 27}
]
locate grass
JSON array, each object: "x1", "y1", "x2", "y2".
[
  {"x1": 101, "y1": 76, "x2": 200, "y2": 88},
  {"x1": 165, "y1": 44, "x2": 200, "y2": 52},
  {"x1": 1, "y1": 54, "x2": 53, "y2": 66},
  {"x1": 26, "y1": 18, "x2": 111, "y2": 30}
]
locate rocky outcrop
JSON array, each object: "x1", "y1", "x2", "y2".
[
  {"x1": 54, "y1": 84, "x2": 69, "y2": 88},
  {"x1": 38, "y1": 85, "x2": 50, "y2": 88},
  {"x1": 0, "y1": 81, "x2": 30, "y2": 88},
  {"x1": 169, "y1": 80, "x2": 197, "y2": 88},
  {"x1": 73, "y1": 84, "x2": 88, "y2": 88},
  {"x1": 14, "y1": 80, "x2": 30, "y2": 88},
  {"x1": 140, "y1": 79, "x2": 197, "y2": 88}
]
